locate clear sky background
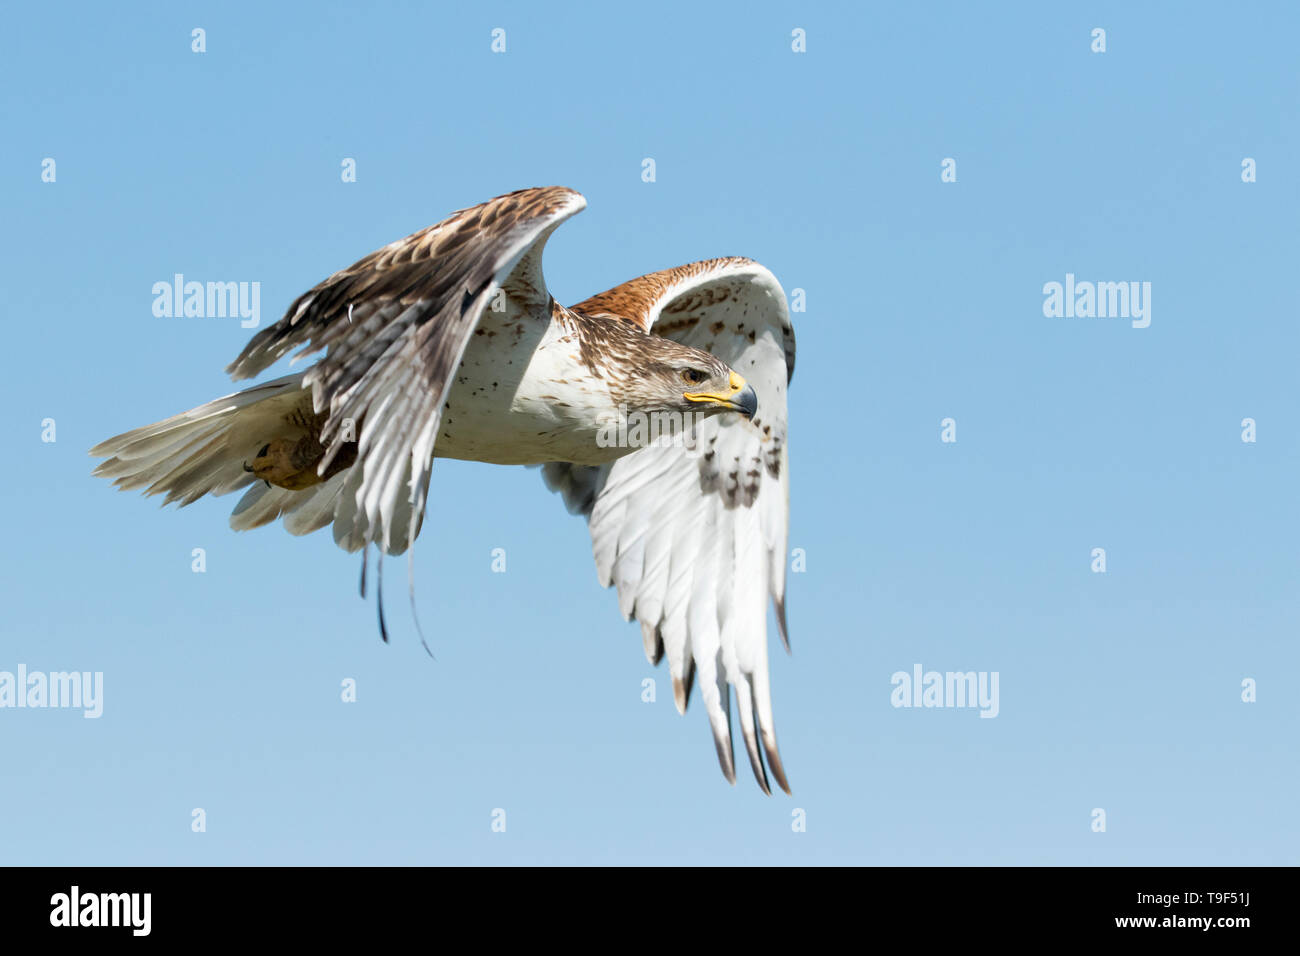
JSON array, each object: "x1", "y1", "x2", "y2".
[{"x1": 2, "y1": 1, "x2": 1296, "y2": 865}]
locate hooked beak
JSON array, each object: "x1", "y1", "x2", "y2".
[
  {"x1": 684, "y1": 371, "x2": 759, "y2": 420},
  {"x1": 730, "y1": 382, "x2": 758, "y2": 419}
]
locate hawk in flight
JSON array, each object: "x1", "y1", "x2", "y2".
[{"x1": 91, "y1": 187, "x2": 797, "y2": 793}]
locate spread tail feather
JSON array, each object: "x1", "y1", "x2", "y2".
[{"x1": 89, "y1": 372, "x2": 336, "y2": 528}]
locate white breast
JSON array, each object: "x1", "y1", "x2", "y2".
[{"x1": 434, "y1": 304, "x2": 624, "y2": 466}]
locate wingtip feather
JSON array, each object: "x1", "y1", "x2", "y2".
[
  {"x1": 762, "y1": 732, "x2": 791, "y2": 795},
  {"x1": 640, "y1": 620, "x2": 663, "y2": 665},
  {"x1": 672, "y1": 660, "x2": 695, "y2": 715},
  {"x1": 774, "y1": 596, "x2": 791, "y2": 654},
  {"x1": 713, "y1": 733, "x2": 737, "y2": 785}
]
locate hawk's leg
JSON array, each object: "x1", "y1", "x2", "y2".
[{"x1": 247, "y1": 434, "x2": 357, "y2": 491}]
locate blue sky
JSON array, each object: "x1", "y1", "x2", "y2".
[{"x1": 2, "y1": 1, "x2": 1296, "y2": 865}]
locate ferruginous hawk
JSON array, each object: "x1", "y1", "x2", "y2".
[{"x1": 91, "y1": 187, "x2": 797, "y2": 793}]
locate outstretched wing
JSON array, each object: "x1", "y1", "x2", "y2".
[
  {"x1": 543, "y1": 258, "x2": 796, "y2": 793},
  {"x1": 228, "y1": 186, "x2": 586, "y2": 554}
]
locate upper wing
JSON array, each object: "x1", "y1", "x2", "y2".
[
  {"x1": 227, "y1": 186, "x2": 586, "y2": 554},
  {"x1": 544, "y1": 258, "x2": 796, "y2": 793}
]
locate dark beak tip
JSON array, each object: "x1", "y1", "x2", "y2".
[{"x1": 737, "y1": 385, "x2": 758, "y2": 419}]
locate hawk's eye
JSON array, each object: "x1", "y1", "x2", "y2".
[{"x1": 680, "y1": 368, "x2": 709, "y2": 386}]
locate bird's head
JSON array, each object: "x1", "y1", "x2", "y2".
[{"x1": 617, "y1": 339, "x2": 758, "y2": 421}]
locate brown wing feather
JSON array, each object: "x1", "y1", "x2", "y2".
[
  {"x1": 226, "y1": 186, "x2": 586, "y2": 554},
  {"x1": 228, "y1": 186, "x2": 583, "y2": 382}
]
